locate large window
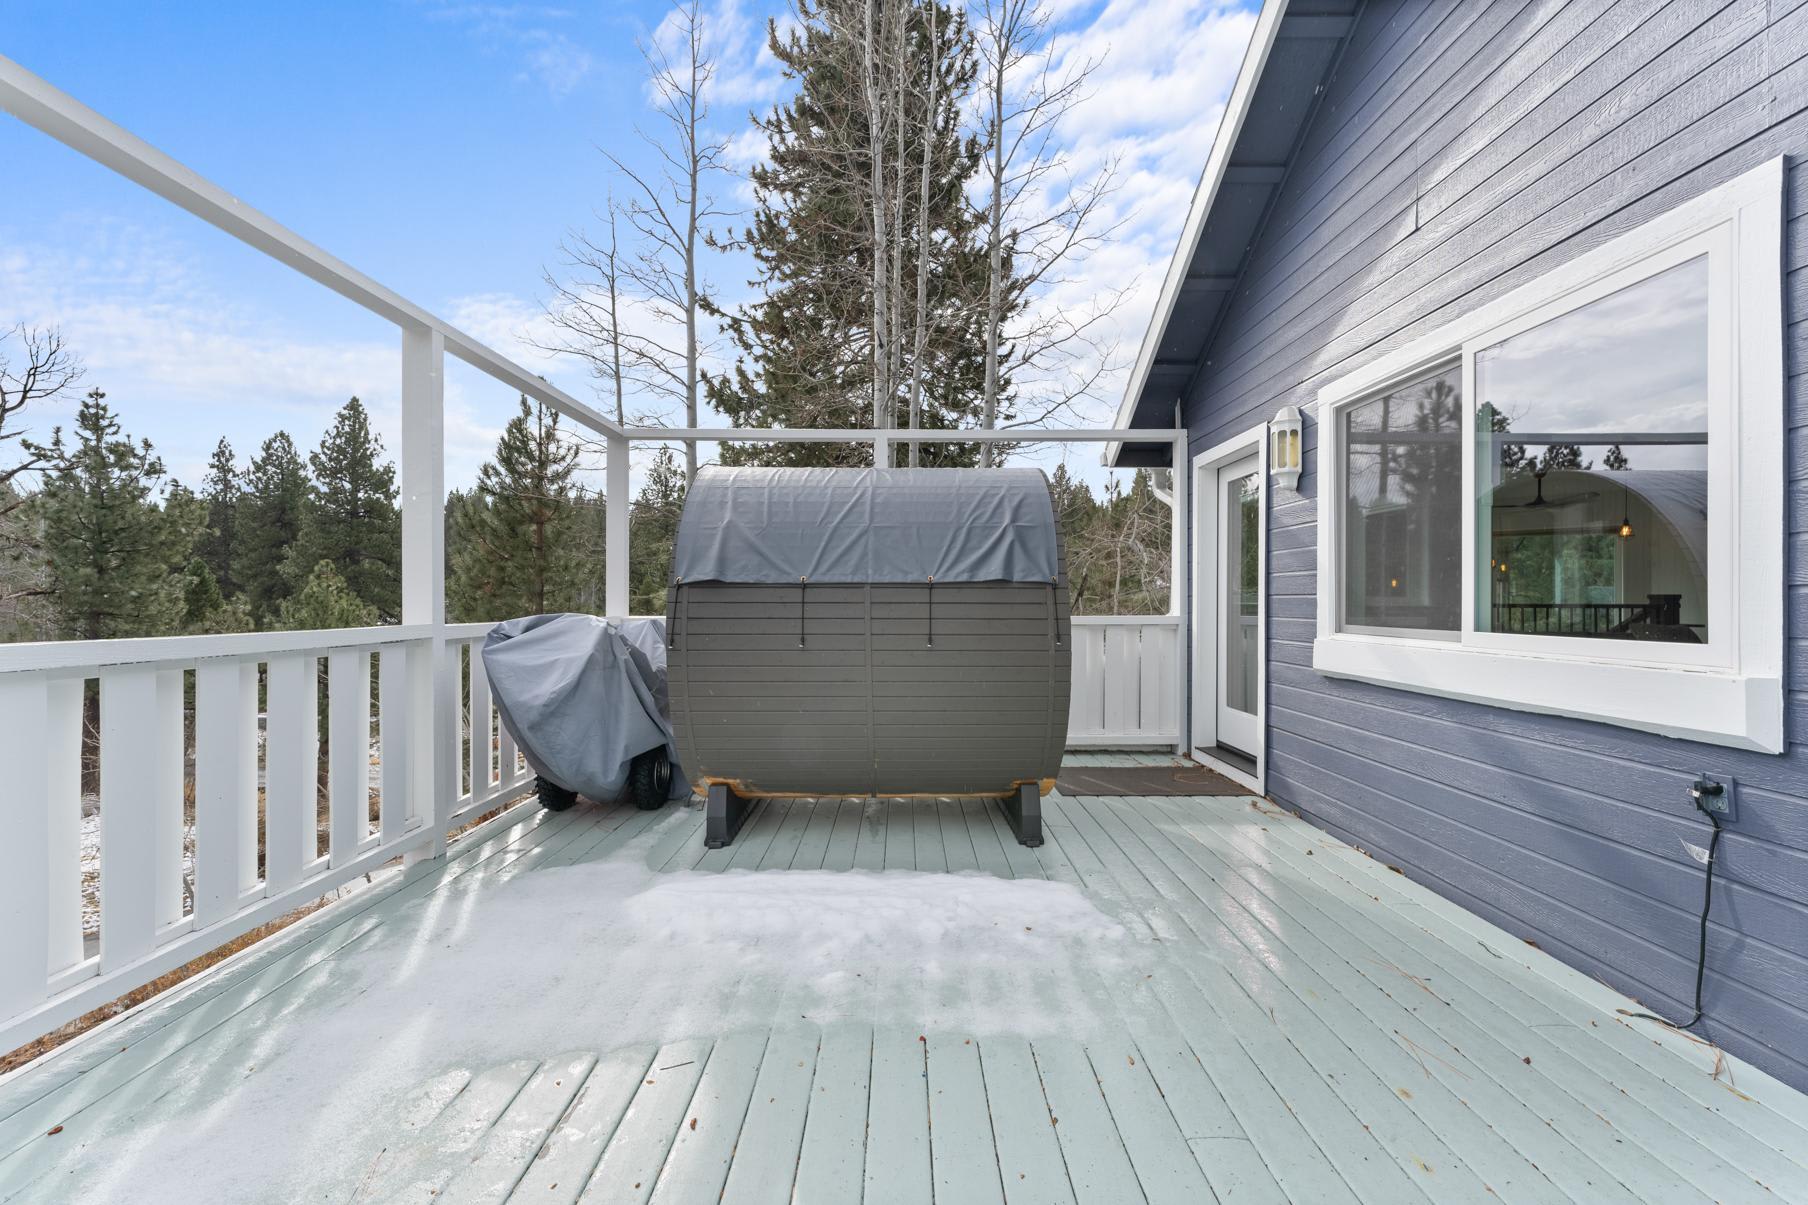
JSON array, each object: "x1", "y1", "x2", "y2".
[
  {"x1": 1311, "y1": 159, "x2": 1784, "y2": 753},
  {"x1": 1475, "y1": 257, "x2": 1710, "y2": 645},
  {"x1": 1341, "y1": 364, "x2": 1462, "y2": 635}
]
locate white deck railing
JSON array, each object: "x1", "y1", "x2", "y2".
[
  {"x1": 0, "y1": 627, "x2": 424, "y2": 1052},
  {"x1": 0, "y1": 613, "x2": 1178, "y2": 1054},
  {"x1": 1067, "y1": 616, "x2": 1184, "y2": 748}
]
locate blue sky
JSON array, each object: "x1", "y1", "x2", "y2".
[{"x1": 1, "y1": 0, "x2": 1256, "y2": 492}]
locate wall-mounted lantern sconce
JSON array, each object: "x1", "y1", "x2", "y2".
[{"x1": 1269, "y1": 405, "x2": 1302, "y2": 490}]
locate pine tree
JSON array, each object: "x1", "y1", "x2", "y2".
[
  {"x1": 180, "y1": 556, "x2": 223, "y2": 626},
  {"x1": 239, "y1": 431, "x2": 310, "y2": 626},
  {"x1": 628, "y1": 446, "x2": 687, "y2": 613},
  {"x1": 706, "y1": 0, "x2": 993, "y2": 467},
  {"x1": 36, "y1": 389, "x2": 188, "y2": 639},
  {"x1": 447, "y1": 396, "x2": 588, "y2": 621},
  {"x1": 195, "y1": 437, "x2": 241, "y2": 595},
  {"x1": 293, "y1": 397, "x2": 401, "y2": 621},
  {"x1": 1047, "y1": 462, "x2": 1097, "y2": 581},
  {"x1": 280, "y1": 560, "x2": 378, "y2": 630}
]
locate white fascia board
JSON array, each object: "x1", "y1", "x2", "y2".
[{"x1": 1105, "y1": 0, "x2": 1292, "y2": 467}]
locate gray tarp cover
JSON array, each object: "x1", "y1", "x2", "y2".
[
  {"x1": 482, "y1": 614, "x2": 688, "y2": 802},
  {"x1": 671, "y1": 466, "x2": 1059, "y2": 585}
]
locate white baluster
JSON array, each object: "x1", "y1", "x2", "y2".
[
  {"x1": 46, "y1": 677, "x2": 84, "y2": 973},
  {"x1": 378, "y1": 643, "x2": 409, "y2": 842},
  {"x1": 469, "y1": 643, "x2": 492, "y2": 796},
  {"x1": 99, "y1": 666, "x2": 159, "y2": 971},
  {"x1": 0, "y1": 673, "x2": 51, "y2": 1017},
  {"x1": 194, "y1": 659, "x2": 246, "y2": 927},
  {"x1": 264, "y1": 654, "x2": 315, "y2": 891},
  {"x1": 328, "y1": 649, "x2": 370, "y2": 865},
  {"x1": 154, "y1": 668, "x2": 185, "y2": 930}
]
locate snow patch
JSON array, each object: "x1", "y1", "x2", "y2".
[{"x1": 26, "y1": 809, "x2": 1146, "y2": 1204}]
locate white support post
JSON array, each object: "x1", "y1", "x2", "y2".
[
  {"x1": 606, "y1": 432, "x2": 630, "y2": 619},
  {"x1": 401, "y1": 324, "x2": 451, "y2": 868},
  {"x1": 1170, "y1": 432, "x2": 1190, "y2": 755}
]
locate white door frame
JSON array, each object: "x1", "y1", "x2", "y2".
[{"x1": 1190, "y1": 424, "x2": 1268, "y2": 794}]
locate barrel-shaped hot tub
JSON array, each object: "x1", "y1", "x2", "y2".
[{"x1": 665, "y1": 466, "x2": 1071, "y2": 847}]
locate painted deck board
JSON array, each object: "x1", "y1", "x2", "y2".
[
  {"x1": 4, "y1": 769, "x2": 1806, "y2": 1204},
  {"x1": 793, "y1": 1022, "x2": 873, "y2": 1205},
  {"x1": 717, "y1": 1030, "x2": 819, "y2": 1205}
]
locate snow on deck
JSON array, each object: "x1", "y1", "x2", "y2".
[{"x1": 3, "y1": 755, "x2": 1807, "y2": 1204}]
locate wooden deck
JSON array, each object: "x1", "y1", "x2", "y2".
[{"x1": 3, "y1": 753, "x2": 1807, "y2": 1204}]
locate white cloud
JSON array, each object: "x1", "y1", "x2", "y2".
[
  {"x1": 421, "y1": 0, "x2": 596, "y2": 95},
  {"x1": 519, "y1": 30, "x2": 595, "y2": 95},
  {"x1": 0, "y1": 219, "x2": 403, "y2": 483}
]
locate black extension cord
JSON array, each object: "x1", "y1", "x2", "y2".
[{"x1": 1622, "y1": 810, "x2": 1723, "y2": 1031}]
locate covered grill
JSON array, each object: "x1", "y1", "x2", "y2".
[{"x1": 665, "y1": 466, "x2": 1071, "y2": 848}]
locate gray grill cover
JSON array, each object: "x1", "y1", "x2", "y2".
[
  {"x1": 482, "y1": 614, "x2": 688, "y2": 803},
  {"x1": 671, "y1": 466, "x2": 1060, "y2": 585}
]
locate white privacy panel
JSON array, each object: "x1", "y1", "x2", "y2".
[{"x1": 1067, "y1": 618, "x2": 1183, "y2": 748}]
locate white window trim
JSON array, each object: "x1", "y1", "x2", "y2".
[{"x1": 1312, "y1": 157, "x2": 1785, "y2": 754}]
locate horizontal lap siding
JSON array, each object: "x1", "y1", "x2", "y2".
[{"x1": 1181, "y1": 0, "x2": 1808, "y2": 1089}]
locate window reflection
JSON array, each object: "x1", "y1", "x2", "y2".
[
  {"x1": 1341, "y1": 364, "x2": 1463, "y2": 634},
  {"x1": 1475, "y1": 257, "x2": 1709, "y2": 643},
  {"x1": 1225, "y1": 471, "x2": 1259, "y2": 715}
]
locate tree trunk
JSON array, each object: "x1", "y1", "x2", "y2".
[
  {"x1": 683, "y1": 32, "x2": 702, "y2": 486},
  {"x1": 608, "y1": 207, "x2": 625, "y2": 428},
  {"x1": 864, "y1": 0, "x2": 892, "y2": 440},
  {"x1": 908, "y1": 1, "x2": 937, "y2": 469},
  {"x1": 982, "y1": 47, "x2": 1005, "y2": 469}
]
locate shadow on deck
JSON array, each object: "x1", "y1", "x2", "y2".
[{"x1": 2, "y1": 754, "x2": 1806, "y2": 1204}]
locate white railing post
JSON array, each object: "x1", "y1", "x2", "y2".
[
  {"x1": 402, "y1": 324, "x2": 452, "y2": 868},
  {"x1": 606, "y1": 433, "x2": 630, "y2": 619},
  {"x1": 1170, "y1": 432, "x2": 1190, "y2": 755}
]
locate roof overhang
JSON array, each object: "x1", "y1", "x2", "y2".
[{"x1": 1106, "y1": 0, "x2": 1357, "y2": 468}]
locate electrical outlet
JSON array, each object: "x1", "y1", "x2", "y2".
[{"x1": 1690, "y1": 773, "x2": 1735, "y2": 822}]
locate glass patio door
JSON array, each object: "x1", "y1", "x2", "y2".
[{"x1": 1216, "y1": 456, "x2": 1262, "y2": 758}]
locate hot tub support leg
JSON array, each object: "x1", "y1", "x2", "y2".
[
  {"x1": 705, "y1": 782, "x2": 751, "y2": 849},
  {"x1": 1002, "y1": 782, "x2": 1043, "y2": 847}
]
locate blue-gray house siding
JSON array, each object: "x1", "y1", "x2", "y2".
[{"x1": 1175, "y1": 0, "x2": 1808, "y2": 1090}]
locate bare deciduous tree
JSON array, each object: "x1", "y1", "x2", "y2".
[
  {"x1": 540, "y1": 0, "x2": 733, "y2": 485},
  {"x1": 975, "y1": 0, "x2": 1127, "y2": 464},
  {"x1": 541, "y1": 200, "x2": 636, "y2": 428},
  {"x1": 0, "y1": 323, "x2": 84, "y2": 514},
  {"x1": 617, "y1": 0, "x2": 734, "y2": 484}
]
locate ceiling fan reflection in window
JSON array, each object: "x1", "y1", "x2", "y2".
[{"x1": 1491, "y1": 464, "x2": 1602, "y2": 510}]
